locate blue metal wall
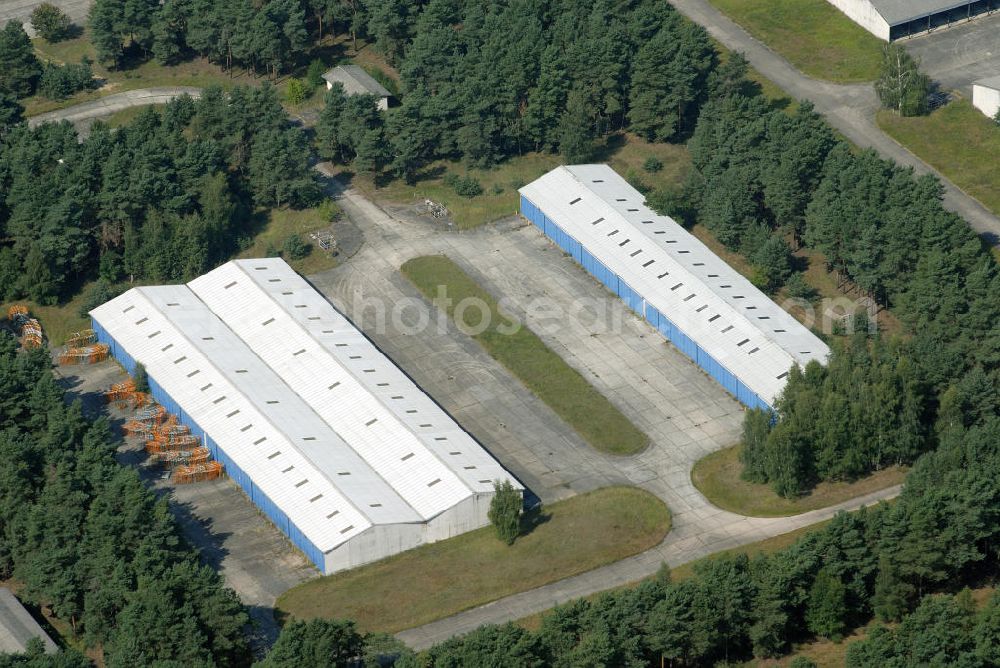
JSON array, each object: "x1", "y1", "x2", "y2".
[
  {"x1": 93, "y1": 316, "x2": 327, "y2": 572},
  {"x1": 519, "y1": 194, "x2": 772, "y2": 412}
]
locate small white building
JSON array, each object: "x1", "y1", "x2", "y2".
[
  {"x1": 0, "y1": 588, "x2": 57, "y2": 655},
  {"x1": 825, "y1": 0, "x2": 999, "y2": 40},
  {"x1": 322, "y1": 65, "x2": 392, "y2": 111},
  {"x1": 91, "y1": 258, "x2": 521, "y2": 575},
  {"x1": 973, "y1": 76, "x2": 1000, "y2": 119}
]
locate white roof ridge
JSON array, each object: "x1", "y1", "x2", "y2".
[
  {"x1": 225, "y1": 263, "x2": 467, "y2": 513},
  {"x1": 230, "y1": 258, "x2": 518, "y2": 496},
  {"x1": 135, "y1": 285, "x2": 420, "y2": 530},
  {"x1": 112, "y1": 287, "x2": 373, "y2": 551},
  {"x1": 196, "y1": 260, "x2": 474, "y2": 516},
  {"x1": 563, "y1": 164, "x2": 821, "y2": 363}
]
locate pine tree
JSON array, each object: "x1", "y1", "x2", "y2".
[
  {"x1": 872, "y1": 553, "x2": 912, "y2": 622},
  {"x1": 740, "y1": 408, "x2": 772, "y2": 484},
  {"x1": 20, "y1": 245, "x2": 57, "y2": 304},
  {"x1": 557, "y1": 90, "x2": 595, "y2": 164},
  {"x1": 0, "y1": 93, "x2": 24, "y2": 135},
  {"x1": 806, "y1": 568, "x2": 847, "y2": 640},
  {"x1": 0, "y1": 22, "x2": 42, "y2": 97},
  {"x1": 260, "y1": 619, "x2": 363, "y2": 667},
  {"x1": 88, "y1": 0, "x2": 124, "y2": 68},
  {"x1": 151, "y1": 0, "x2": 188, "y2": 65}
]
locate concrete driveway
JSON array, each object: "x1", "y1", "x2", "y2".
[
  {"x1": 904, "y1": 14, "x2": 1000, "y2": 94},
  {"x1": 1, "y1": 0, "x2": 91, "y2": 36},
  {"x1": 307, "y1": 169, "x2": 902, "y2": 649}
]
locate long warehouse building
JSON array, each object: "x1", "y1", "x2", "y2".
[
  {"x1": 520, "y1": 165, "x2": 830, "y2": 412},
  {"x1": 91, "y1": 258, "x2": 521, "y2": 575}
]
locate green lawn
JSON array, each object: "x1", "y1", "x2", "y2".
[
  {"x1": 356, "y1": 134, "x2": 691, "y2": 230},
  {"x1": 275, "y1": 486, "x2": 670, "y2": 633},
  {"x1": 691, "y1": 443, "x2": 906, "y2": 517},
  {"x1": 2, "y1": 291, "x2": 93, "y2": 347},
  {"x1": 878, "y1": 100, "x2": 1000, "y2": 217},
  {"x1": 237, "y1": 204, "x2": 341, "y2": 275},
  {"x1": 708, "y1": 0, "x2": 884, "y2": 83},
  {"x1": 402, "y1": 255, "x2": 648, "y2": 455}
]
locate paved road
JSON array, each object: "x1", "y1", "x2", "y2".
[
  {"x1": 28, "y1": 86, "x2": 203, "y2": 136},
  {"x1": 669, "y1": 0, "x2": 1000, "y2": 244},
  {"x1": 1, "y1": 0, "x2": 91, "y2": 37},
  {"x1": 397, "y1": 485, "x2": 899, "y2": 650},
  {"x1": 905, "y1": 15, "x2": 1000, "y2": 94},
  {"x1": 310, "y1": 169, "x2": 903, "y2": 649}
]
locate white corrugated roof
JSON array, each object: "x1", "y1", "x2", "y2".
[
  {"x1": 519, "y1": 165, "x2": 830, "y2": 405},
  {"x1": 92, "y1": 259, "x2": 519, "y2": 554}
]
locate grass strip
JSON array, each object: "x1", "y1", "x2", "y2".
[
  {"x1": 402, "y1": 255, "x2": 648, "y2": 455},
  {"x1": 276, "y1": 486, "x2": 670, "y2": 633}
]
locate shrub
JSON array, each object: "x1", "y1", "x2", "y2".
[
  {"x1": 645, "y1": 187, "x2": 686, "y2": 221},
  {"x1": 784, "y1": 272, "x2": 817, "y2": 301},
  {"x1": 283, "y1": 234, "x2": 311, "y2": 260},
  {"x1": 285, "y1": 78, "x2": 306, "y2": 106},
  {"x1": 625, "y1": 169, "x2": 651, "y2": 195},
  {"x1": 30, "y1": 3, "x2": 72, "y2": 42},
  {"x1": 38, "y1": 60, "x2": 95, "y2": 100},
  {"x1": 306, "y1": 59, "x2": 326, "y2": 94},
  {"x1": 642, "y1": 156, "x2": 663, "y2": 173},
  {"x1": 488, "y1": 480, "x2": 522, "y2": 545},
  {"x1": 446, "y1": 174, "x2": 483, "y2": 198},
  {"x1": 78, "y1": 279, "x2": 125, "y2": 318},
  {"x1": 133, "y1": 362, "x2": 150, "y2": 393}
]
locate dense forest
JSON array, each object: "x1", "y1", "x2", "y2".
[
  {"x1": 314, "y1": 0, "x2": 715, "y2": 177},
  {"x1": 0, "y1": 335, "x2": 249, "y2": 665},
  {"x1": 0, "y1": 86, "x2": 317, "y2": 305},
  {"x1": 685, "y1": 55, "x2": 1000, "y2": 495}
]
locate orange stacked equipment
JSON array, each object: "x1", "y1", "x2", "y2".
[
  {"x1": 21, "y1": 319, "x2": 42, "y2": 348},
  {"x1": 56, "y1": 343, "x2": 109, "y2": 365},
  {"x1": 66, "y1": 329, "x2": 97, "y2": 347},
  {"x1": 6, "y1": 305, "x2": 27, "y2": 328},
  {"x1": 104, "y1": 380, "x2": 135, "y2": 403},
  {"x1": 122, "y1": 404, "x2": 167, "y2": 439},
  {"x1": 172, "y1": 461, "x2": 224, "y2": 484},
  {"x1": 153, "y1": 447, "x2": 211, "y2": 468},
  {"x1": 145, "y1": 434, "x2": 200, "y2": 454}
]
